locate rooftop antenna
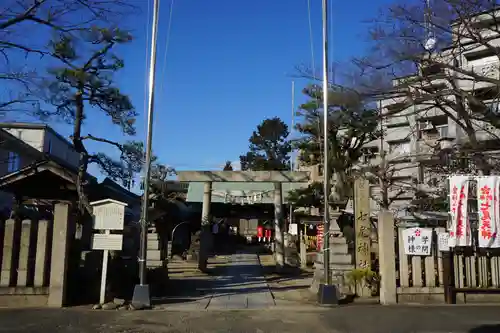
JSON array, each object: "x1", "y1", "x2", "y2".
[{"x1": 424, "y1": 0, "x2": 436, "y2": 51}]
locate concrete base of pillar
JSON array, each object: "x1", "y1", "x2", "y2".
[
  {"x1": 310, "y1": 213, "x2": 353, "y2": 297},
  {"x1": 131, "y1": 284, "x2": 151, "y2": 309},
  {"x1": 317, "y1": 283, "x2": 340, "y2": 306},
  {"x1": 310, "y1": 263, "x2": 352, "y2": 296}
]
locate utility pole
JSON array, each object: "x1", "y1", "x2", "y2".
[
  {"x1": 321, "y1": 0, "x2": 330, "y2": 286},
  {"x1": 289, "y1": 80, "x2": 295, "y2": 235},
  {"x1": 317, "y1": 0, "x2": 338, "y2": 305},
  {"x1": 132, "y1": 0, "x2": 160, "y2": 309}
]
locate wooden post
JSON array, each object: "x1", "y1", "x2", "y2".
[
  {"x1": 100, "y1": 230, "x2": 110, "y2": 305},
  {"x1": 442, "y1": 249, "x2": 456, "y2": 304}
]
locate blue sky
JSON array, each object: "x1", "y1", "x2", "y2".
[{"x1": 46, "y1": 0, "x2": 394, "y2": 179}]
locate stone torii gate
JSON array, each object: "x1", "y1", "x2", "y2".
[{"x1": 177, "y1": 170, "x2": 310, "y2": 269}]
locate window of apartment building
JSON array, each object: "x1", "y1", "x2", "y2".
[
  {"x1": 7, "y1": 152, "x2": 19, "y2": 173},
  {"x1": 386, "y1": 120, "x2": 410, "y2": 129},
  {"x1": 474, "y1": 87, "x2": 499, "y2": 100},
  {"x1": 385, "y1": 102, "x2": 406, "y2": 115},
  {"x1": 421, "y1": 64, "x2": 444, "y2": 77},
  {"x1": 417, "y1": 115, "x2": 448, "y2": 139},
  {"x1": 464, "y1": 48, "x2": 499, "y2": 63},
  {"x1": 361, "y1": 147, "x2": 378, "y2": 163},
  {"x1": 488, "y1": 102, "x2": 499, "y2": 114},
  {"x1": 388, "y1": 140, "x2": 411, "y2": 154}
]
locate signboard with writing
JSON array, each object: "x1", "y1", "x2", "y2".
[
  {"x1": 354, "y1": 178, "x2": 371, "y2": 270},
  {"x1": 402, "y1": 228, "x2": 433, "y2": 256},
  {"x1": 437, "y1": 232, "x2": 450, "y2": 252},
  {"x1": 448, "y1": 176, "x2": 471, "y2": 247},
  {"x1": 91, "y1": 233, "x2": 124, "y2": 251},
  {"x1": 477, "y1": 176, "x2": 500, "y2": 248},
  {"x1": 89, "y1": 199, "x2": 127, "y2": 305},
  {"x1": 91, "y1": 199, "x2": 127, "y2": 231},
  {"x1": 317, "y1": 224, "x2": 324, "y2": 250}
]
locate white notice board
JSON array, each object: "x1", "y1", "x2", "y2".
[
  {"x1": 91, "y1": 234, "x2": 123, "y2": 251},
  {"x1": 91, "y1": 199, "x2": 127, "y2": 230},
  {"x1": 402, "y1": 228, "x2": 433, "y2": 256}
]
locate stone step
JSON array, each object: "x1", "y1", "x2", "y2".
[
  {"x1": 146, "y1": 260, "x2": 164, "y2": 268},
  {"x1": 333, "y1": 243, "x2": 348, "y2": 253},
  {"x1": 329, "y1": 236, "x2": 348, "y2": 244},
  {"x1": 147, "y1": 239, "x2": 160, "y2": 250},
  {"x1": 315, "y1": 262, "x2": 354, "y2": 272},
  {"x1": 324, "y1": 243, "x2": 348, "y2": 254},
  {"x1": 147, "y1": 233, "x2": 159, "y2": 240},
  {"x1": 316, "y1": 253, "x2": 353, "y2": 264},
  {"x1": 147, "y1": 250, "x2": 163, "y2": 261}
]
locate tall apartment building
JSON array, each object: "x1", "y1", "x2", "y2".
[{"x1": 364, "y1": 8, "x2": 500, "y2": 218}]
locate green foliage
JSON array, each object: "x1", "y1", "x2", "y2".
[
  {"x1": 286, "y1": 181, "x2": 324, "y2": 208},
  {"x1": 0, "y1": 0, "x2": 136, "y2": 116},
  {"x1": 223, "y1": 161, "x2": 233, "y2": 171},
  {"x1": 93, "y1": 140, "x2": 160, "y2": 189},
  {"x1": 41, "y1": 26, "x2": 140, "y2": 211},
  {"x1": 288, "y1": 84, "x2": 381, "y2": 207},
  {"x1": 239, "y1": 117, "x2": 291, "y2": 171},
  {"x1": 346, "y1": 268, "x2": 380, "y2": 294},
  {"x1": 294, "y1": 84, "x2": 380, "y2": 171},
  {"x1": 45, "y1": 27, "x2": 136, "y2": 133}
]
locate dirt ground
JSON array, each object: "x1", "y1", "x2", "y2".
[{"x1": 258, "y1": 253, "x2": 317, "y2": 305}]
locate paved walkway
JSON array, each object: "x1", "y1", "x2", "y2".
[
  {"x1": 162, "y1": 252, "x2": 275, "y2": 310},
  {"x1": 206, "y1": 252, "x2": 275, "y2": 309}
]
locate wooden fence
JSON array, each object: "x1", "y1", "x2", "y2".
[
  {"x1": 396, "y1": 227, "x2": 445, "y2": 303},
  {"x1": 0, "y1": 219, "x2": 54, "y2": 306},
  {"x1": 396, "y1": 226, "x2": 500, "y2": 303}
]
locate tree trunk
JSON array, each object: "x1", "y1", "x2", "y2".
[{"x1": 72, "y1": 89, "x2": 92, "y2": 215}]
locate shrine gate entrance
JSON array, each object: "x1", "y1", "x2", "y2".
[{"x1": 177, "y1": 171, "x2": 310, "y2": 268}]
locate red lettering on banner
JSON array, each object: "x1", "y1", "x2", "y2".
[
  {"x1": 479, "y1": 185, "x2": 493, "y2": 240},
  {"x1": 456, "y1": 186, "x2": 466, "y2": 237},
  {"x1": 451, "y1": 185, "x2": 459, "y2": 214}
]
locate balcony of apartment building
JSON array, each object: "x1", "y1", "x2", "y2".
[
  {"x1": 415, "y1": 115, "x2": 455, "y2": 163},
  {"x1": 453, "y1": 11, "x2": 500, "y2": 46},
  {"x1": 368, "y1": 178, "x2": 416, "y2": 218},
  {"x1": 460, "y1": 48, "x2": 500, "y2": 91}
]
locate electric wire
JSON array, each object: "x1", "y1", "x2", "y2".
[
  {"x1": 307, "y1": 0, "x2": 316, "y2": 79},
  {"x1": 307, "y1": 0, "x2": 324, "y2": 174},
  {"x1": 143, "y1": 0, "x2": 152, "y2": 127},
  {"x1": 158, "y1": 0, "x2": 175, "y2": 95}
]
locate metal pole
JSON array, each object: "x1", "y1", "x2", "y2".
[
  {"x1": 140, "y1": 0, "x2": 160, "y2": 285},
  {"x1": 132, "y1": 0, "x2": 160, "y2": 308},
  {"x1": 289, "y1": 80, "x2": 295, "y2": 232},
  {"x1": 290, "y1": 80, "x2": 295, "y2": 171},
  {"x1": 321, "y1": 0, "x2": 331, "y2": 286}
]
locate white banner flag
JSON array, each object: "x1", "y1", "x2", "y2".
[
  {"x1": 477, "y1": 176, "x2": 500, "y2": 248},
  {"x1": 449, "y1": 176, "x2": 471, "y2": 247}
]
